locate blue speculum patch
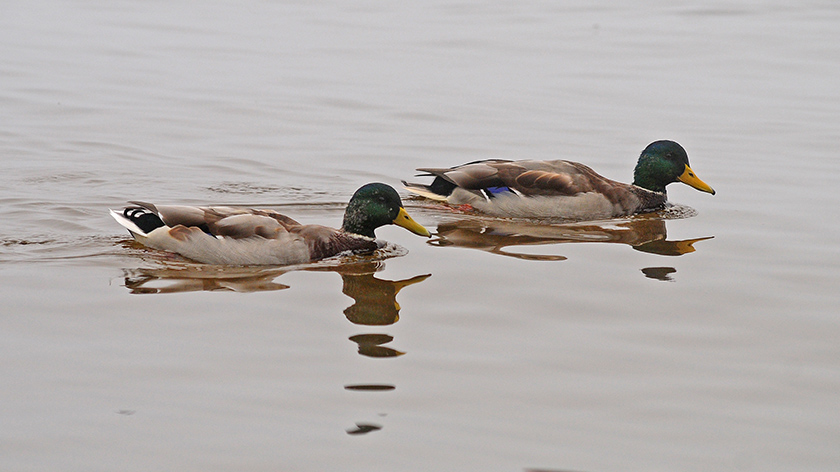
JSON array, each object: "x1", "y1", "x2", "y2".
[{"x1": 484, "y1": 186, "x2": 513, "y2": 197}]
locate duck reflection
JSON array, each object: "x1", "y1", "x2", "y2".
[
  {"x1": 430, "y1": 215, "x2": 712, "y2": 260},
  {"x1": 333, "y1": 263, "x2": 431, "y2": 326},
  {"x1": 346, "y1": 423, "x2": 383, "y2": 435},
  {"x1": 120, "y1": 261, "x2": 428, "y2": 438},
  {"x1": 121, "y1": 261, "x2": 430, "y2": 304},
  {"x1": 121, "y1": 262, "x2": 430, "y2": 355},
  {"x1": 123, "y1": 266, "x2": 291, "y2": 294},
  {"x1": 331, "y1": 264, "x2": 428, "y2": 434},
  {"x1": 325, "y1": 263, "x2": 429, "y2": 359},
  {"x1": 641, "y1": 266, "x2": 678, "y2": 281},
  {"x1": 349, "y1": 334, "x2": 404, "y2": 358}
]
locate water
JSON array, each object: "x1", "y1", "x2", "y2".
[{"x1": 2, "y1": 1, "x2": 839, "y2": 471}]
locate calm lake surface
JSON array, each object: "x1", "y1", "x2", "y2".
[{"x1": 2, "y1": 1, "x2": 839, "y2": 471}]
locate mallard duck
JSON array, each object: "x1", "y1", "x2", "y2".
[
  {"x1": 110, "y1": 183, "x2": 431, "y2": 266},
  {"x1": 402, "y1": 140, "x2": 715, "y2": 219}
]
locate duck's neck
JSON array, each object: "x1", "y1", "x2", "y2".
[
  {"x1": 632, "y1": 162, "x2": 668, "y2": 194},
  {"x1": 633, "y1": 155, "x2": 672, "y2": 194},
  {"x1": 309, "y1": 230, "x2": 378, "y2": 260},
  {"x1": 342, "y1": 224, "x2": 376, "y2": 239},
  {"x1": 632, "y1": 176, "x2": 667, "y2": 194},
  {"x1": 631, "y1": 186, "x2": 668, "y2": 212},
  {"x1": 342, "y1": 210, "x2": 377, "y2": 239}
]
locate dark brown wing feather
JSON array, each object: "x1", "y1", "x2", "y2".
[
  {"x1": 420, "y1": 159, "x2": 661, "y2": 211},
  {"x1": 502, "y1": 161, "x2": 652, "y2": 210},
  {"x1": 411, "y1": 159, "x2": 669, "y2": 215},
  {"x1": 138, "y1": 204, "x2": 305, "y2": 240},
  {"x1": 422, "y1": 159, "x2": 626, "y2": 196},
  {"x1": 496, "y1": 160, "x2": 606, "y2": 195},
  {"x1": 416, "y1": 160, "x2": 512, "y2": 190}
]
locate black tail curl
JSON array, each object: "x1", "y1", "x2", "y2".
[{"x1": 123, "y1": 207, "x2": 166, "y2": 233}]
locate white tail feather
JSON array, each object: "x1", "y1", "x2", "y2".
[
  {"x1": 110, "y1": 209, "x2": 152, "y2": 236},
  {"x1": 402, "y1": 184, "x2": 449, "y2": 202}
]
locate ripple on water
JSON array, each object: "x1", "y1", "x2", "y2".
[
  {"x1": 205, "y1": 182, "x2": 286, "y2": 195},
  {"x1": 0, "y1": 235, "x2": 125, "y2": 264},
  {"x1": 659, "y1": 203, "x2": 699, "y2": 219}
]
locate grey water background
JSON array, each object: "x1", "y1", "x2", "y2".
[{"x1": 2, "y1": 1, "x2": 839, "y2": 471}]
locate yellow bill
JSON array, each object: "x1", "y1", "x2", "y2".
[
  {"x1": 393, "y1": 207, "x2": 431, "y2": 237},
  {"x1": 678, "y1": 165, "x2": 716, "y2": 195}
]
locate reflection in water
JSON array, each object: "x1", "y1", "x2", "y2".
[
  {"x1": 524, "y1": 469, "x2": 587, "y2": 472},
  {"x1": 430, "y1": 215, "x2": 712, "y2": 260},
  {"x1": 349, "y1": 334, "x2": 404, "y2": 358},
  {"x1": 641, "y1": 266, "x2": 677, "y2": 281},
  {"x1": 331, "y1": 264, "x2": 428, "y2": 436},
  {"x1": 118, "y1": 260, "x2": 430, "y2": 436},
  {"x1": 346, "y1": 423, "x2": 383, "y2": 435},
  {"x1": 336, "y1": 265, "x2": 431, "y2": 326},
  {"x1": 119, "y1": 262, "x2": 431, "y2": 356},
  {"x1": 123, "y1": 266, "x2": 290, "y2": 294},
  {"x1": 120, "y1": 261, "x2": 431, "y2": 308},
  {"x1": 344, "y1": 384, "x2": 396, "y2": 391}
]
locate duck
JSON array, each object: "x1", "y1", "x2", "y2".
[
  {"x1": 110, "y1": 183, "x2": 431, "y2": 266},
  {"x1": 402, "y1": 140, "x2": 715, "y2": 219}
]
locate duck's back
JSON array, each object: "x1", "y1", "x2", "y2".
[
  {"x1": 115, "y1": 204, "x2": 378, "y2": 265},
  {"x1": 407, "y1": 159, "x2": 666, "y2": 219}
]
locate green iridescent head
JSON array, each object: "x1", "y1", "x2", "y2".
[
  {"x1": 632, "y1": 140, "x2": 715, "y2": 195},
  {"x1": 342, "y1": 183, "x2": 431, "y2": 239}
]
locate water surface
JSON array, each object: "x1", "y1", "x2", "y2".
[{"x1": 2, "y1": 1, "x2": 839, "y2": 471}]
